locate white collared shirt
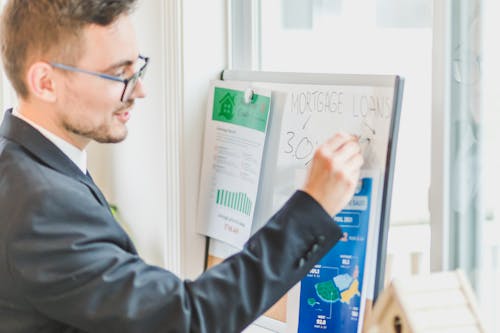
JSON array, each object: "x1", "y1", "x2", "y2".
[{"x1": 13, "y1": 110, "x2": 88, "y2": 175}]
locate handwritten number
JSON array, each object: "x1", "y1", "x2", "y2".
[
  {"x1": 284, "y1": 131, "x2": 315, "y2": 166},
  {"x1": 295, "y1": 137, "x2": 314, "y2": 160}
]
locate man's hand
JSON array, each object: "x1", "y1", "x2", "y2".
[{"x1": 302, "y1": 133, "x2": 364, "y2": 217}]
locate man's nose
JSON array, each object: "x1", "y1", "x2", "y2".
[{"x1": 131, "y1": 78, "x2": 146, "y2": 99}]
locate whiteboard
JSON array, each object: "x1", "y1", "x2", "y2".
[{"x1": 206, "y1": 70, "x2": 404, "y2": 332}]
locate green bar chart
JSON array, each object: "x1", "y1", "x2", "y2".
[{"x1": 216, "y1": 189, "x2": 252, "y2": 216}]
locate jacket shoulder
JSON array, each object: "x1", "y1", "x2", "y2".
[{"x1": 0, "y1": 136, "x2": 80, "y2": 193}]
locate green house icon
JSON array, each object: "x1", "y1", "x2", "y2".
[{"x1": 218, "y1": 92, "x2": 235, "y2": 120}]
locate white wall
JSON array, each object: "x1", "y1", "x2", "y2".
[{"x1": 181, "y1": 0, "x2": 228, "y2": 278}]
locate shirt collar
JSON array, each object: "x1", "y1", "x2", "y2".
[{"x1": 12, "y1": 109, "x2": 88, "y2": 174}]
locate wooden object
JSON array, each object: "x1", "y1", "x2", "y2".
[{"x1": 366, "y1": 270, "x2": 485, "y2": 333}]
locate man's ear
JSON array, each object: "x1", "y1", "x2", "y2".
[{"x1": 25, "y1": 62, "x2": 58, "y2": 102}]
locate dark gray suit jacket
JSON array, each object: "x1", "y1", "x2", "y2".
[{"x1": 0, "y1": 109, "x2": 342, "y2": 333}]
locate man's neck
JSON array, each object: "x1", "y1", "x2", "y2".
[
  {"x1": 13, "y1": 107, "x2": 88, "y2": 174},
  {"x1": 17, "y1": 100, "x2": 89, "y2": 150}
]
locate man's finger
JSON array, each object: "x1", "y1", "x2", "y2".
[
  {"x1": 322, "y1": 132, "x2": 353, "y2": 153},
  {"x1": 345, "y1": 153, "x2": 364, "y2": 177},
  {"x1": 330, "y1": 140, "x2": 362, "y2": 164}
]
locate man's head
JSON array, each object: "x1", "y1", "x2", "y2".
[{"x1": 0, "y1": 0, "x2": 146, "y2": 149}]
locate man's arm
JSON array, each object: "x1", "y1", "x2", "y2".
[
  {"x1": 7, "y1": 187, "x2": 340, "y2": 333},
  {"x1": 6, "y1": 132, "x2": 361, "y2": 333}
]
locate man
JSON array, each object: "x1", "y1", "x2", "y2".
[{"x1": 0, "y1": 1, "x2": 363, "y2": 332}]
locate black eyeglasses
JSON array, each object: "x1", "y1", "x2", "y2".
[{"x1": 50, "y1": 55, "x2": 149, "y2": 102}]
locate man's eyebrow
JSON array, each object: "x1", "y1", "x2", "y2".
[{"x1": 101, "y1": 59, "x2": 134, "y2": 73}]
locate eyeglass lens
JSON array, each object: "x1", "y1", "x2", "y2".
[{"x1": 121, "y1": 61, "x2": 148, "y2": 102}]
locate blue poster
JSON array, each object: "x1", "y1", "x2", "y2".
[{"x1": 297, "y1": 177, "x2": 373, "y2": 333}]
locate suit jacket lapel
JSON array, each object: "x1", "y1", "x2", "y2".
[
  {"x1": 84, "y1": 171, "x2": 109, "y2": 207},
  {"x1": 0, "y1": 109, "x2": 108, "y2": 207}
]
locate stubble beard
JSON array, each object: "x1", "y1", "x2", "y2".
[
  {"x1": 65, "y1": 121, "x2": 128, "y2": 144},
  {"x1": 63, "y1": 101, "x2": 133, "y2": 144}
]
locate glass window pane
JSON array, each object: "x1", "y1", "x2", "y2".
[
  {"x1": 479, "y1": 1, "x2": 499, "y2": 330},
  {"x1": 259, "y1": 0, "x2": 432, "y2": 280}
]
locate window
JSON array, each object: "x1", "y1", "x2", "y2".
[
  {"x1": 462, "y1": 1, "x2": 499, "y2": 331},
  {"x1": 230, "y1": 0, "x2": 433, "y2": 283},
  {"x1": 481, "y1": 9, "x2": 500, "y2": 328},
  {"x1": 231, "y1": 2, "x2": 500, "y2": 331}
]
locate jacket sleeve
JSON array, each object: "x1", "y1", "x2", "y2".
[{"x1": 6, "y1": 185, "x2": 342, "y2": 333}]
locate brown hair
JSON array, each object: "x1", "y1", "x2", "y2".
[{"x1": 0, "y1": 0, "x2": 138, "y2": 98}]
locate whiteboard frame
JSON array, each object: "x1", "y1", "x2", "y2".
[{"x1": 219, "y1": 69, "x2": 405, "y2": 303}]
